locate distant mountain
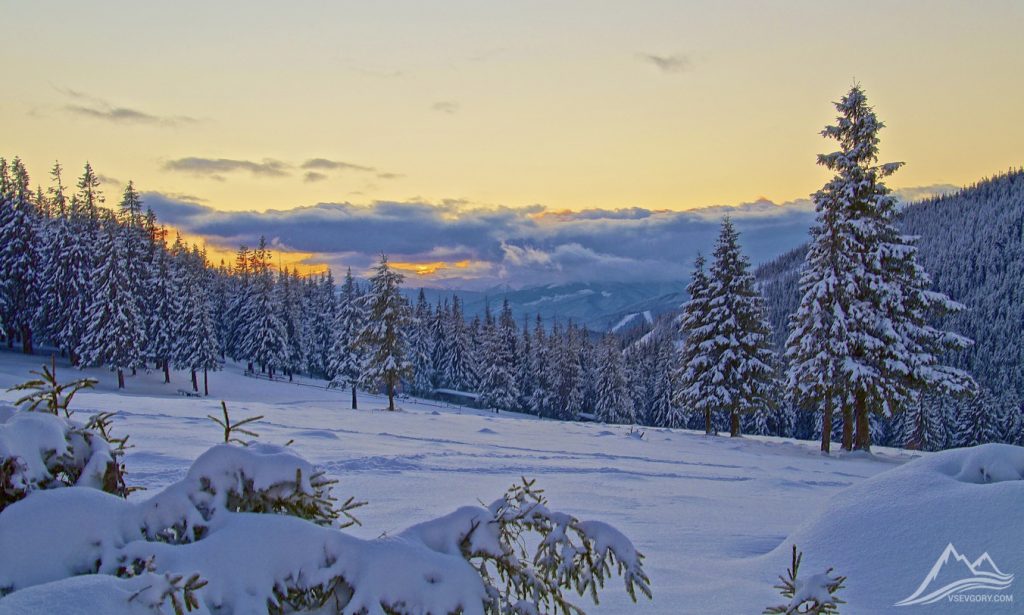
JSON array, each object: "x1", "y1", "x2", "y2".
[
  {"x1": 755, "y1": 168, "x2": 1024, "y2": 398},
  {"x1": 405, "y1": 281, "x2": 687, "y2": 332}
]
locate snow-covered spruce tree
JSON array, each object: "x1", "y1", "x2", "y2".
[
  {"x1": 276, "y1": 267, "x2": 306, "y2": 381},
  {"x1": 0, "y1": 158, "x2": 40, "y2": 354},
  {"x1": 699, "y1": 218, "x2": 779, "y2": 437},
  {"x1": 305, "y1": 270, "x2": 336, "y2": 378},
  {"x1": 357, "y1": 254, "x2": 412, "y2": 411},
  {"x1": 80, "y1": 214, "x2": 147, "y2": 389},
  {"x1": 172, "y1": 245, "x2": 221, "y2": 395},
  {"x1": 242, "y1": 238, "x2": 289, "y2": 378},
  {"x1": 146, "y1": 230, "x2": 177, "y2": 383},
  {"x1": 594, "y1": 334, "x2": 635, "y2": 424},
  {"x1": 328, "y1": 268, "x2": 365, "y2": 409},
  {"x1": 34, "y1": 162, "x2": 72, "y2": 354},
  {"x1": 477, "y1": 302, "x2": 519, "y2": 412},
  {"x1": 408, "y1": 288, "x2": 436, "y2": 396},
  {"x1": 786, "y1": 85, "x2": 973, "y2": 453},
  {"x1": 118, "y1": 183, "x2": 151, "y2": 372},
  {"x1": 649, "y1": 338, "x2": 681, "y2": 428},
  {"x1": 223, "y1": 245, "x2": 253, "y2": 364},
  {"x1": 674, "y1": 253, "x2": 720, "y2": 434},
  {"x1": 953, "y1": 388, "x2": 1004, "y2": 447},
  {"x1": 441, "y1": 296, "x2": 476, "y2": 391},
  {"x1": 528, "y1": 315, "x2": 557, "y2": 418},
  {"x1": 892, "y1": 394, "x2": 950, "y2": 451}
]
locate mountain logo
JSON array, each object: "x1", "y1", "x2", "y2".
[{"x1": 895, "y1": 543, "x2": 1014, "y2": 607}]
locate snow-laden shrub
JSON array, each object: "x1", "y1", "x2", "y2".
[
  {"x1": 763, "y1": 545, "x2": 845, "y2": 614},
  {"x1": 0, "y1": 439, "x2": 651, "y2": 614},
  {"x1": 0, "y1": 406, "x2": 126, "y2": 512}
]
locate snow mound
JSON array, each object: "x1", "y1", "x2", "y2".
[{"x1": 767, "y1": 444, "x2": 1024, "y2": 613}]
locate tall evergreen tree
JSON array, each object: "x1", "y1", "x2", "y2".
[
  {"x1": 0, "y1": 158, "x2": 40, "y2": 353},
  {"x1": 80, "y1": 214, "x2": 147, "y2": 388},
  {"x1": 242, "y1": 237, "x2": 288, "y2": 377},
  {"x1": 172, "y1": 245, "x2": 221, "y2": 394},
  {"x1": 674, "y1": 254, "x2": 719, "y2": 434},
  {"x1": 698, "y1": 218, "x2": 778, "y2": 437},
  {"x1": 786, "y1": 85, "x2": 973, "y2": 452},
  {"x1": 408, "y1": 289, "x2": 436, "y2": 396},
  {"x1": 357, "y1": 255, "x2": 412, "y2": 411},
  {"x1": 147, "y1": 229, "x2": 177, "y2": 383},
  {"x1": 594, "y1": 334, "x2": 635, "y2": 424},
  {"x1": 328, "y1": 268, "x2": 365, "y2": 409}
]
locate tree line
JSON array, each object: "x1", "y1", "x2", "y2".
[{"x1": 2, "y1": 86, "x2": 1020, "y2": 453}]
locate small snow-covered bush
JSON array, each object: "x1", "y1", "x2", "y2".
[
  {"x1": 0, "y1": 441, "x2": 651, "y2": 614},
  {"x1": 763, "y1": 544, "x2": 845, "y2": 615},
  {"x1": 0, "y1": 370, "x2": 651, "y2": 613},
  {"x1": 0, "y1": 363, "x2": 129, "y2": 513},
  {"x1": 0, "y1": 406, "x2": 128, "y2": 513}
]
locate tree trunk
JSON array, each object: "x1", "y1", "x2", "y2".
[
  {"x1": 191, "y1": 369, "x2": 198, "y2": 392},
  {"x1": 387, "y1": 381, "x2": 395, "y2": 411},
  {"x1": 131, "y1": 366, "x2": 137, "y2": 376},
  {"x1": 288, "y1": 370, "x2": 293, "y2": 382},
  {"x1": 821, "y1": 396, "x2": 832, "y2": 454},
  {"x1": 163, "y1": 360, "x2": 170, "y2": 384},
  {"x1": 204, "y1": 368, "x2": 209, "y2": 396},
  {"x1": 20, "y1": 326, "x2": 32, "y2": 354},
  {"x1": 854, "y1": 391, "x2": 871, "y2": 451},
  {"x1": 117, "y1": 369, "x2": 125, "y2": 389},
  {"x1": 730, "y1": 411, "x2": 740, "y2": 437},
  {"x1": 351, "y1": 384, "x2": 358, "y2": 410},
  {"x1": 704, "y1": 409, "x2": 713, "y2": 435},
  {"x1": 247, "y1": 361, "x2": 253, "y2": 373},
  {"x1": 841, "y1": 406, "x2": 853, "y2": 451}
]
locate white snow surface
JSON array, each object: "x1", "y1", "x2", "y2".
[{"x1": 0, "y1": 350, "x2": 1020, "y2": 614}]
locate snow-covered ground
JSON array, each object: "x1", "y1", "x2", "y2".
[{"x1": 0, "y1": 349, "x2": 1020, "y2": 614}]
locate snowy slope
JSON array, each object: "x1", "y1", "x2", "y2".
[{"x1": 0, "y1": 350, "x2": 1018, "y2": 613}]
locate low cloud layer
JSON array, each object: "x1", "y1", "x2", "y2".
[{"x1": 142, "y1": 184, "x2": 955, "y2": 289}]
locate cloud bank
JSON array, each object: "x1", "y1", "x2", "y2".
[{"x1": 142, "y1": 183, "x2": 956, "y2": 289}]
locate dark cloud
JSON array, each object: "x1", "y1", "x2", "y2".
[
  {"x1": 431, "y1": 101, "x2": 460, "y2": 114},
  {"x1": 304, "y1": 171, "x2": 328, "y2": 183},
  {"x1": 142, "y1": 191, "x2": 822, "y2": 288},
  {"x1": 162, "y1": 157, "x2": 290, "y2": 181},
  {"x1": 638, "y1": 53, "x2": 692, "y2": 74}
]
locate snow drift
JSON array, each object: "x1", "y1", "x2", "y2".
[{"x1": 765, "y1": 444, "x2": 1023, "y2": 614}]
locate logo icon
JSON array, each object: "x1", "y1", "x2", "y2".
[{"x1": 895, "y1": 543, "x2": 1014, "y2": 607}]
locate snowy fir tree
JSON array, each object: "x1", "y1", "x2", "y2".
[
  {"x1": 357, "y1": 254, "x2": 412, "y2": 411},
  {"x1": 440, "y1": 296, "x2": 476, "y2": 391},
  {"x1": 172, "y1": 245, "x2": 221, "y2": 394},
  {"x1": 0, "y1": 158, "x2": 40, "y2": 354},
  {"x1": 240, "y1": 238, "x2": 288, "y2": 377},
  {"x1": 594, "y1": 334, "x2": 635, "y2": 424},
  {"x1": 786, "y1": 85, "x2": 973, "y2": 452},
  {"x1": 674, "y1": 253, "x2": 719, "y2": 434},
  {"x1": 476, "y1": 301, "x2": 519, "y2": 412},
  {"x1": 328, "y1": 268, "x2": 365, "y2": 409},
  {"x1": 79, "y1": 214, "x2": 147, "y2": 388},
  {"x1": 407, "y1": 289, "x2": 436, "y2": 396},
  {"x1": 697, "y1": 218, "x2": 779, "y2": 437},
  {"x1": 147, "y1": 231, "x2": 177, "y2": 383}
]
